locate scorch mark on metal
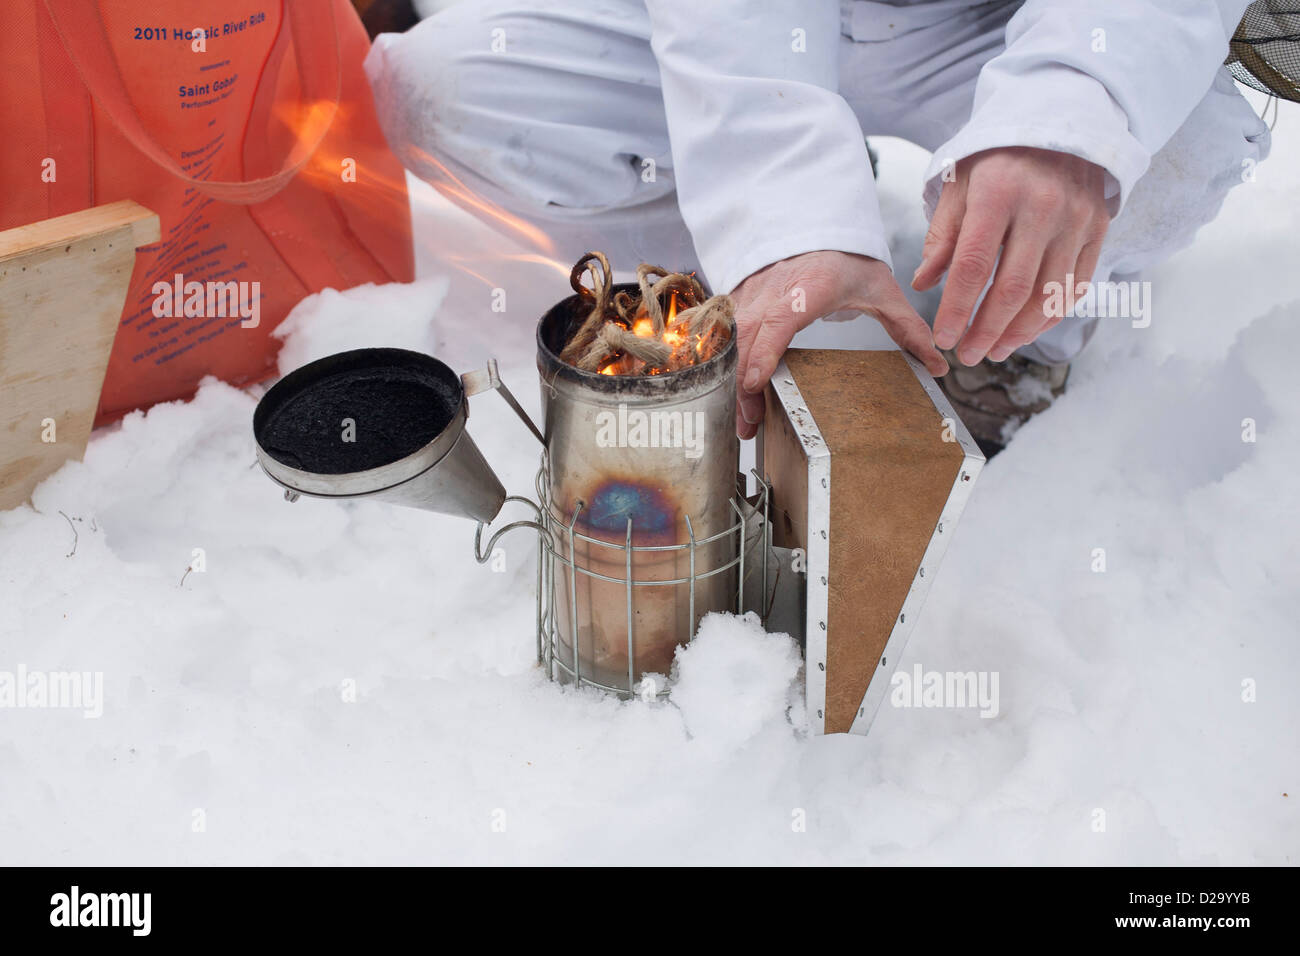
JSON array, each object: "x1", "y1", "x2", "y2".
[{"x1": 569, "y1": 476, "x2": 679, "y2": 543}]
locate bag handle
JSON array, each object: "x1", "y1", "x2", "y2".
[{"x1": 42, "y1": 0, "x2": 342, "y2": 205}]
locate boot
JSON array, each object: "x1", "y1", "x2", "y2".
[{"x1": 937, "y1": 350, "x2": 1069, "y2": 457}]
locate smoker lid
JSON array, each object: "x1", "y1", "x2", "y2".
[{"x1": 253, "y1": 347, "x2": 469, "y2": 496}]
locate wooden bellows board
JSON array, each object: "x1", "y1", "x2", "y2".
[
  {"x1": 758, "y1": 349, "x2": 984, "y2": 735},
  {"x1": 0, "y1": 200, "x2": 159, "y2": 511}
]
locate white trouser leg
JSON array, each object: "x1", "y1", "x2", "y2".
[{"x1": 365, "y1": 0, "x2": 700, "y2": 275}]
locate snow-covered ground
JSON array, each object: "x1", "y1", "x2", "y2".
[{"x1": 2, "y1": 100, "x2": 1296, "y2": 865}]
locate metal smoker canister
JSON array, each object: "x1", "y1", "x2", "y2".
[{"x1": 537, "y1": 287, "x2": 740, "y2": 691}]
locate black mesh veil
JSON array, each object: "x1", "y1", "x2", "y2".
[{"x1": 1227, "y1": 1, "x2": 1300, "y2": 101}]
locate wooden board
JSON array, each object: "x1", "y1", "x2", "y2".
[
  {"x1": 0, "y1": 200, "x2": 159, "y2": 510},
  {"x1": 760, "y1": 386, "x2": 811, "y2": 559},
  {"x1": 762, "y1": 349, "x2": 979, "y2": 734}
]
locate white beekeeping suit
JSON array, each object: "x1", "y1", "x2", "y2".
[{"x1": 367, "y1": 0, "x2": 1270, "y2": 361}]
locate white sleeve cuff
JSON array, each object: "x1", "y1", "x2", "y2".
[
  {"x1": 922, "y1": 66, "x2": 1148, "y2": 222},
  {"x1": 707, "y1": 229, "x2": 894, "y2": 296},
  {"x1": 645, "y1": 0, "x2": 892, "y2": 295}
]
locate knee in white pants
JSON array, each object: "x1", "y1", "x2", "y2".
[
  {"x1": 366, "y1": 0, "x2": 669, "y2": 216},
  {"x1": 365, "y1": 3, "x2": 492, "y2": 184}
]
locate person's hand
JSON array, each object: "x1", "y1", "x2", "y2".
[
  {"x1": 731, "y1": 251, "x2": 948, "y2": 439},
  {"x1": 912, "y1": 146, "x2": 1110, "y2": 365}
]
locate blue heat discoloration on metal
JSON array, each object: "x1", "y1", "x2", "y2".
[{"x1": 583, "y1": 481, "x2": 674, "y2": 535}]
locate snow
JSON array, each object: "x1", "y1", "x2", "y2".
[{"x1": 2, "y1": 100, "x2": 1297, "y2": 865}]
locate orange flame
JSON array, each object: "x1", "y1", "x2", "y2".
[
  {"x1": 271, "y1": 100, "x2": 568, "y2": 289},
  {"x1": 597, "y1": 291, "x2": 726, "y2": 375}
]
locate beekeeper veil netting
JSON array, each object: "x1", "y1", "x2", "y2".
[{"x1": 1227, "y1": 1, "x2": 1300, "y2": 101}]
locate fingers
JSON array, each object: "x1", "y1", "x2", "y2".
[
  {"x1": 735, "y1": 311, "x2": 797, "y2": 439},
  {"x1": 1073, "y1": 235, "x2": 1105, "y2": 300},
  {"x1": 984, "y1": 214, "x2": 1104, "y2": 361},
  {"x1": 736, "y1": 391, "x2": 763, "y2": 440},
  {"x1": 732, "y1": 300, "x2": 765, "y2": 437},
  {"x1": 955, "y1": 231, "x2": 1045, "y2": 365},
  {"x1": 913, "y1": 178, "x2": 965, "y2": 292},
  {"x1": 931, "y1": 202, "x2": 1011, "y2": 351},
  {"x1": 861, "y1": 283, "x2": 949, "y2": 378},
  {"x1": 986, "y1": 236, "x2": 1079, "y2": 361},
  {"x1": 742, "y1": 312, "x2": 796, "y2": 394}
]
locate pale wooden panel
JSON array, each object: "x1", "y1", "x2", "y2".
[{"x1": 0, "y1": 200, "x2": 159, "y2": 510}]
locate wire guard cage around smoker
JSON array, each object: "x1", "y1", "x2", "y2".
[{"x1": 474, "y1": 455, "x2": 774, "y2": 698}]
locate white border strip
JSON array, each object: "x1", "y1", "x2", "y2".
[{"x1": 769, "y1": 360, "x2": 831, "y2": 735}]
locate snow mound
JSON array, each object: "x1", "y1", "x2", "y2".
[
  {"x1": 670, "y1": 613, "x2": 806, "y2": 752},
  {"x1": 1, "y1": 121, "x2": 1297, "y2": 864}
]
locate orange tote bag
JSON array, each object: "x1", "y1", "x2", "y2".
[{"x1": 2, "y1": 0, "x2": 415, "y2": 424}]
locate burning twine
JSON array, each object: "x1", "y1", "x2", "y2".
[{"x1": 557, "y1": 251, "x2": 735, "y2": 373}]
